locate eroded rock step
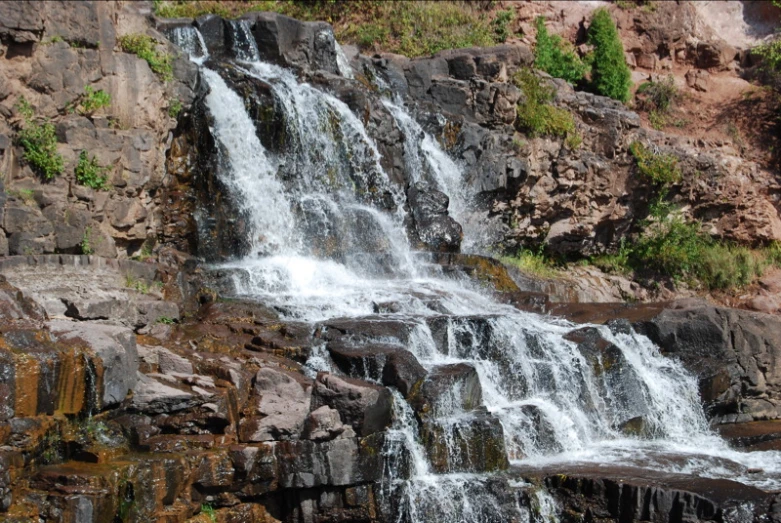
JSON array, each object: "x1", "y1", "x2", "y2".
[
  {"x1": 514, "y1": 463, "x2": 781, "y2": 523},
  {"x1": 718, "y1": 421, "x2": 781, "y2": 451}
]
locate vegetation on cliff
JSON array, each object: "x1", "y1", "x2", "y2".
[
  {"x1": 14, "y1": 98, "x2": 64, "y2": 180},
  {"x1": 513, "y1": 69, "x2": 576, "y2": 138},
  {"x1": 533, "y1": 16, "x2": 588, "y2": 85},
  {"x1": 587, "y1": 8, "x2": 631, "y2": 103},
  {"x1": 153, "y1": 0, "x2": 513, "y2": 57}
]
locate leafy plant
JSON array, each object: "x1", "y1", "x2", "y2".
[
  {"x1": 587, "y1": 9, "x2": 631, "y2": 102},
  {"x1": 11, "y1": 188, "x2": 36, "y2": 206},
  {"x1": 201, "y1": 504, "x2": 217, "y2": 523},
  {"x1": 492, "y1": 9, "x2": 515, "y2": 43},
  {"x1": 78, "y1": 86, "x2": 111, "y2": 116},
  {"x1": 636, "y1": 75, "x2": 678, "y2": 112},
  {"x1": 534, "y1": 16, "x2": 589, "y2": 84},
  {"x1": 168, "y1": 98, "x2": 183, "y2": 118},
  {"x1": 75, "y1": 150, "x2": 109, "y2": 190},
  {"x1": 500, "y1": 247, "x2": 560, "y2": 279},
  {"x1": 629, "y1": 142, "x2": 682, "y2": 186},
  {"x1": 513, "y1": 68, "x2": 576, "y2": 138},
  {"x1": 118, "y1": 34, "x2": 173, "y2": 81},
  {"x1": 125, "y1": 275, "x2": 150, "y2": 294},
  {"x1": 81, "y1": 227, "x2": 94, "y2": 255},
  {"x1": 156, "y1": 316, "x2": 176, "y2": 325},
  {"x1": 15, "y1": 97, "x2": 64, "y2": 180}
]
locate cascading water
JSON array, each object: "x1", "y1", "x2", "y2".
[{"x1": 172, "y1": 24, "x2": 781, "y2": 522}]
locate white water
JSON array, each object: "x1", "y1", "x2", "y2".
[{"x1": 173, "y1": 25, "x2": 781, "y2": 521}]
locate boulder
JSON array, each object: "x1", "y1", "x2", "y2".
[
  {"x1": 311, "y1": 373, "x2": 392, "y2": 436},
  {"x1": 273, "y1": 433, "x2": 385, "y2": 489},
  {"x1": 420, "y1": 411, "x2": 508, "y2": 473},
  {"x1": 241, "y1": 12, "x2": 342, "y2": 74},
  {"x1": 408, "y1": 363, "x2": 483, "y2": 419},
  {"x1": 239, "y1": 367, "x2": 312, "y2": 442},
  {"x1": 407, "y1": 182, "x2": 463, "y2": 252},
  {"x1": 327, "y1": 343, "x2": 427, "y2": 397},
  {"x1": 0, "y1": 1, "x2": 44, "y2": 43},
  {"x1": 636, "y1": 306, "x2": 781, "y2": 423},
  {"x1": 565, "y1": 326, "x2": 650, "y2": 432},
  {"x1": 129, "y1": 372, "x2": 203, "y2": 415},
  {"x1": 47, "y1": 320, "x2": 138, "y2": 408},
  {"x1": 302, "y1": 405, "x2": 354, "y2": 441}
]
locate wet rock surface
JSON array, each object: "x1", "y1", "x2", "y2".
[{"x1": 636, "y1": 305, "x2": 781, "y2": 424}]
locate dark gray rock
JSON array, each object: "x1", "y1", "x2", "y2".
[
  {"x1": 420, "y1": 411, "x2": 508, "y2": 473},
  {"x1": 636, "y1": 306, "x2": 781, "y2": 423},
  {"x1": 311, "y1": 372, "x2": 392, "y2": 436},
  {"x1": 242, "y1": 12, "x2": 341, "y2": 74},
  {"x1": 407, "y1": 182, "x2": 463, "y2": 252},
  {"x1": 0, "y1": 0, "x2": 44, "y2": 43},
  {"x1": 327, "y1": 343, "x2": 426, "y2": 397},
  {"x1": 409, "y1": 363, "x2": 483, "y2": 419}
]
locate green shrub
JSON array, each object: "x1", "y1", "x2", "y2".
[
  {"x1": 587, "y1": 9, "x2": 631, "y2": 102},
  {"x1": 534, "y1": 16, "x2": 588, "y2": 84},
  {"x1": 75, "y1": 151, "x2": 109, "y2": 190},
  {"x1": 698, "y1": 243, "x2": 765, "y2": 290},
  {"x1": 168, "y1": 98, "x2": 183, "y2": 118},
  {"x1": 118, "y1": 34, "x2": 173, "y2": 81},
  {"x1": 636, "y1": 75, "x2": 677, "y2": 112},
  {"x1": 513, "y1": 68, "x2": 576, "y2": 138},
  {"x1": 492, "y1": 9, "x2": 515, "y2": 43},
  {"x1": 201, "y1": 504, "x2": 217, "y2": 523},
  {"x1": 79, "y1": 86, "x2": 111, "y2": 116},
  {"x1": 500, "y1": 248, "x2": 560, "y2": 279},
  {"x1": 15, "y1": 98, "x2": 64, "y2": 180},
  {"x1": 632, "y1": 216, "x2": 706, "y2": 283},
  {"x1": 81, "y1": 227, "x2": 94, "y2": 255},
  {"x1": 629, "y1": 142, "x2": 682, "y2": 186}
]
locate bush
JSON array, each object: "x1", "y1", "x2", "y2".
[
  {"x1": 74, "y1": 150, "x2": 108, "y2": 190},
  {"x1": 15, "y1": 98, "x2": 64, "y2": 180},
  {"x1": 587, "y1": 8, "x2": 631, "y2": 102},
  {"x1": 500, "y1": 248, "x2": 560, "y2": 279},
  {"x1": 534, "y1": 16, "x2": 588, "y2": 84},
  {"x1": 513, "y1": 69, "x2": 576, "y2": 138},
  {"x1": 492, "y1": 9, "x2": 515, "y2": 43},
  {"x1": 631, "y1": 216, "x2": 706, "y2": 283},
  {"x1": 168, "y1": 98, "x2": 183, "y2": 118},
  {"x1": 636, "y1": 75, "x2": 678, "y2": 112},
  {"x1": 629, "y1": 142, "x2": 682, "y2": 186},
  {"x1": 118, "y1": 34, "x2": 173, "y2": 81},
  {"x1": 78, "y1": 86, "x2": 111, "y2": 116}
]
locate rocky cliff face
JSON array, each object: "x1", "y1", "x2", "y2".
[{"x1": 0, "y1": 1, "x2": 197, "y2": 259}]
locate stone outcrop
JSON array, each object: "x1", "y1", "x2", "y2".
[
  {"x1": 637, "y1": 304, "x2": 781, "y2": 424},
  {"x1": 0, "y1": 1, "x2": 197, "y2": 260}
]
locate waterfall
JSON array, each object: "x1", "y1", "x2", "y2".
[
  {"x1": 173, "y1": 23, "x2": 781, "y2": 522},
  {"x1": 382, "y1": 98, "x2": 504, "y2": 253}
]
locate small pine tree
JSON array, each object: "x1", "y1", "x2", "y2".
[
  {"x1": 587, "y1": 8, "x2": 631, "y2": 103},
  {"x1": 534, "y1": 17, "x2": 588, "y2": 84}
]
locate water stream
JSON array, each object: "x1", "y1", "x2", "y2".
[{"x1": 170, "y1": 24, "x2": 781, "y2": 522}]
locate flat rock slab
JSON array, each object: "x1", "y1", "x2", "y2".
[
  {"x1": 514, "y1": 462, "x2": 777, "y2": 523},
  {"x1": 1, "y1": 256, "x2": 178, "y2": 328},
  {"x1": 718, "y1": 421, "x2": 781, "y2": 451}
]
